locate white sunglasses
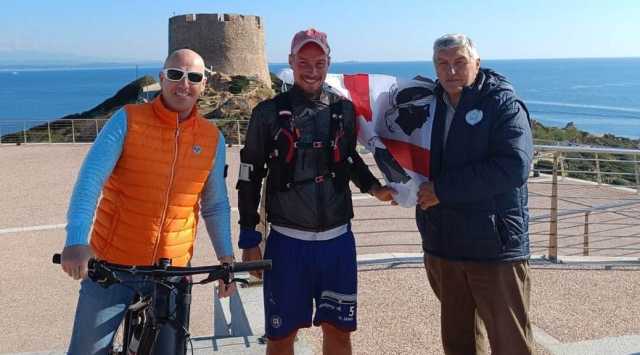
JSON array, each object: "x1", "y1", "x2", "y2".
[{"x1": 162, "y1": 68, "x2": 205, "y2": 84}]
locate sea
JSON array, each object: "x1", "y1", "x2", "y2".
[{"x1": 1, "y1": 58, "x2": 639, "y2": 139}]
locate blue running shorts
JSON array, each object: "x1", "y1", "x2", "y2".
[{"x1": 263, "y1": 228, "x2": 357, "y2": 339}]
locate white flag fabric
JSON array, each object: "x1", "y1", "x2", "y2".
[{"x1": 277, "y1": 69, "x2": 437, "y2": 207}]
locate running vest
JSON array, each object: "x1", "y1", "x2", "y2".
[
  {"x1": 268, "y1": 92, "x2": 352, "y2": 191},
  {"x1": 90, "y1": 97, "x2": 219, "y2": 266}
]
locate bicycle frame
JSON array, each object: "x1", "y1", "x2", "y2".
[{"x1": 115, "y1": 279, "x2": 189, "y2": 355}]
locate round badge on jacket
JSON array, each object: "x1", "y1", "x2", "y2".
[
  {"x1": 465, "y1": 109, "x2": 484, "y2": 126},
  {"x1": 192, "y1": 144, "x2": 202, "y2": 154}
]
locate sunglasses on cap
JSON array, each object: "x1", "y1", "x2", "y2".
[{"x1": 162, "y1": 68, "x2": 205, "y2": 84}]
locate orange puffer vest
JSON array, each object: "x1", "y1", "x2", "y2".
[{"x1": 90, "y1": 97, "x2": 219, "y2": 266}]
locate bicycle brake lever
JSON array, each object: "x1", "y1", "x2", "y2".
[
  {"x1": 229, "y1": 278, "x2": 249, "y2": 286},
  {"x1": 90, "y1": 264, "x2": 120, "y2": 288}
]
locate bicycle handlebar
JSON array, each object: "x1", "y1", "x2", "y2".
[{"x1": 52, "y1": 253, "x2": 271, "y2": 277}]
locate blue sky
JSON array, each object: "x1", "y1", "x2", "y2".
[{"x1": 1, "y1": 0, "x2": 639, "y2": 63}]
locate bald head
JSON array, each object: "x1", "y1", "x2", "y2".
[
  {"x1": 160, "y1": 49, "x2": 207, "y2": 120},
  {"x1": 164, "y1": 49, "x2": 205, "y2": 71}
]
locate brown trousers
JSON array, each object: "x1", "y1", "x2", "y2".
[{"x1": 424, "y1": 255, "x2": 533, "y2": 355}]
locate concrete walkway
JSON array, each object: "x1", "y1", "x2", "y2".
[
  {"x1": 4, "y1": 254, "x2": 639, "y2": 355},
  {"x1": 1, "y1": 145, "x2": 639, "y2": 354}
]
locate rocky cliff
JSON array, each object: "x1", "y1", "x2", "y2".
[{"x1": 2, "y1": 72, "x2": 275, "y2": 143}]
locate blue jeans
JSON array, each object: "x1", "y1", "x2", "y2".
[{"x1": 67, "y1": 272, "x2": 189, "y2": 355}]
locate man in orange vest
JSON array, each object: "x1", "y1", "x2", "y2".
[{"x1": 58, "y1": 49, "x2": 235, "y2": 354}]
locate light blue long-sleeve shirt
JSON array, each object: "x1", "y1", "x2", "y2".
[{"x1": 65, "y1": 108, "x2": 233, "y2": 259}]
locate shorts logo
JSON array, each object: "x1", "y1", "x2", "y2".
[
  {"x1": 318, "y1": 291, "x2": 357, "y2": 322},
  {"x1": 192, "y1": 144, "x2": 202, "y2": 154},
  {"x1": 465, "y1": 109, "x2": 483, "y2": 126},
  {"x1": 271, "y1": 315, "x2": 282, "y2": 329}
]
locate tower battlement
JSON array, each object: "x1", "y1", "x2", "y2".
[{"x1": 169, "y1": 13, "x2": 270, "y2": 84}]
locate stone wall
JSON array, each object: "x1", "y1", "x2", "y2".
[{"x1": 169, "y1": 13, "x2": 270, "y2": 84}]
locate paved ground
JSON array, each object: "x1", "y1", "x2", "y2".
[{"x1": 1, "y1": 144, "x2": 639, "y2": 354}]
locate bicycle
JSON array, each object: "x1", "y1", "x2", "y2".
[{"x1": 52, "y1": 253, "x2": 271, "y2": 355}]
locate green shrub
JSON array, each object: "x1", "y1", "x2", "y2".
[{"x1": 228, "y1": 76, "x2": 250, "y2": 94}]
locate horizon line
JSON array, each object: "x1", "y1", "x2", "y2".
[
  {"x1": 2, "y1": 56, "x2": 640, "y2": 71},
  {"x1": 271, "y1": 56, "x2": 640, "y2": 65}
]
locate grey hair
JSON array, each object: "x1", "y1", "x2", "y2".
[{"x1": 432, "y1": 33, "x2": 480, "y2": 62}]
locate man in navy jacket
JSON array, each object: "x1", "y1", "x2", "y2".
[{"x1": 416, "y1": 33, "x2": 534, "y2": 355}]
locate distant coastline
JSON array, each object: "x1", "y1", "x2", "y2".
[
  {"x1": 1, "y1": 58, "x2": 639, "y2": 139},
  {"x1": 0, "y1": 62, "x2": 163, "y2": 72},
  {"x1": 6, "y1": 56, "x2": 639, "y2": 71}
]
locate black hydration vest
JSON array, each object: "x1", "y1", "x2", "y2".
[{"x1": 267, "y1": 91, "x2": 353, "y2": 192}]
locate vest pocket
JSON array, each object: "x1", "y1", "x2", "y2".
[
  {"x1": 267, "y1": 161, "x2": 289, "y2": 191},
  {"x1": 331, "y1": 160, "x2": 350, "y2": 192}
]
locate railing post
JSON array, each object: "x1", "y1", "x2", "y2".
[
  {"x1": 71, "y1": 120, "x2": 76, "y2": 144},
  {"x1": 560, "y1": 153, "x2": 566, "y2": 180},
  {"x1": 236, "y1": 119, "x2": 242, "y2": 145},
  {"x1": 95, "y1": 119, "x2": 99, "y2": 140},
  {"x1": 23, "y1": 121, "x2": 27, "y2": 144},
  {"x1": 595, "y1": 153, "x2": 602, "y2": 185},
  {"x1": 635, "y1": 154, "x2": 639, "y2": 194},
  {"x1": 0, "y1": 126, "x2": 2, "y2": 144},
  {"x1": 548, "y1": 152, "x2": 559, "y2": 262},
  {"x1": 48, "y1": 121, "x2": 52, "y2": 143},
  {"x1": 583, "y1": 211, "x2": 590, "y2": 256}
]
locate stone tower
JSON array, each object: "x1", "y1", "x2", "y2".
[{"x1": 169, "y1": 13, "x2": 270, "y2": 84}]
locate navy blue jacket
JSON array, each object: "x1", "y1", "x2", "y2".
[{"x1": 416, "y1": 68, "x2": 534, "y2": 262}]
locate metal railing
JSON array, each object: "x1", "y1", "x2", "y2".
[
  {"x1": 0, "y1": 118, "x2": 248, "y2": 145},
  {"x1": 0, "y1": 119, "x2": 109, "y2": 144},
  {"x1": 357, "y1": 145, "x2": 640, "y2": 261},
  {"x1": 528, "y1": 145, "x2": 640, "y2": 260},
  {"x1": 3, "y1": 118, "x2": 640, "y2": 260}
]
